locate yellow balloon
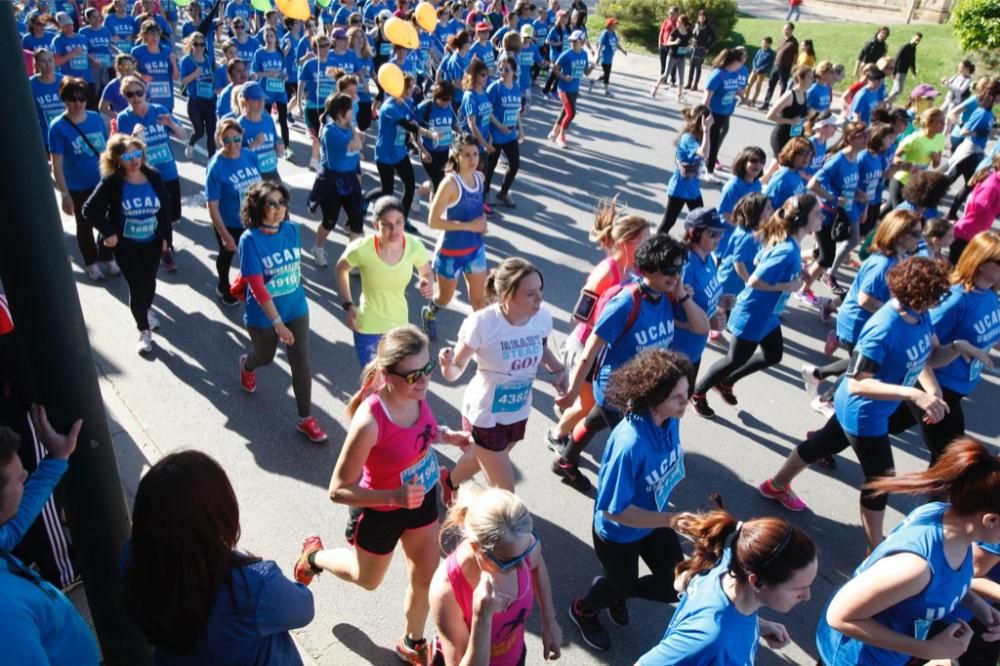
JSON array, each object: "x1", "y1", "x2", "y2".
[
  {"x1": 275, "y1": 0, "x2": 310, "y2": 20},
  {"x1": 414, "y1": 2, "x2": 438, "y2": 33},
  {"x1": 384, "y1": 16, "x2": 420, "y2": 49},
  {"x1": 377, "y1": 63, "x2": 405, "y2": 99}
]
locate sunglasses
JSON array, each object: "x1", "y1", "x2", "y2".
[
  {"x1": 222, "y1": 135, "x2": 243, "y2": 144},
  {"x1": 706, "y1": 229, "x2": 723, "y2": 238},
  {"x1": 120, "y1": 149, "x2": 143, "y2": 162},
  {"x1": 317, "y1": 42, "x2": 331, "y2": 48},
  {"x1": 266, "y1": 198, "x2": 288, "y2": 209},
  {"x1": 387, "y1": 359, "x2": 436, "y2": 384},
  {"x1": 67, "y1": 95, "x2": 88, "y2": 103},
  {"x1": 501, "y1": 67, "x2": 513, "y2": 73},
  {"x1": 484, "y1": 532, "x2": 539, "y2": 572},
  {"x1": 124, "y1": 89, "x2": 144, "y2": 98},
  {"x1": 747, "y1": 158, "x2": 763, "y2": 164},
  {"x1": 193, "y1": 41, "x2": 206, "y2": 46},
  {"x1": 662, "y1": 262, "x2": 686, "y2": 276}
]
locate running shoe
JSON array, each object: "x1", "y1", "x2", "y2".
[
  {"x1": 85, "y1": 263, "x2": 105, "y2": 281},
  {"x1": 239, "y1": 354, "x2": 256, "y2": 393},
  {"x1": 810, "y1": 395, "x2": 835, "y2": 419},
  {"x1": 568, "y1": 599, "x2": 611, "y2": 651},
  {"x1": 136, "y1": 330, "x2": 153, "y2": 355},
  {"x1": 439, "y1": 466, "x2": 454, "y2": 506},
  {"x1": 607, "y1": 597, "x2": 629, "y2": 627},
  {"x1": 103, "y1": 259, "x2": 121, "y2": 276},
  {"x1": 395, "y1": 636, "x2": 430, "y2": 665},
  {"x1": 296, "y1": 417, "x2": 328, "y2": 443},
  {"x1": 284, "y1": 147, "x2": 294, "y2": 161},
  {"x1": 498, "y1": 192, "x2": 516, "y2": 208},
  {"x1": 547, "y1": 129, "x2": 558, "y2": 142},
  {"x1": 160, "y1": 252, "x2": 177, "y2": 273},
  {"x1": 313, "y1": 245, "x2": 328, "y2": 268},
  {"x1": 690, "y1": 392, "x2": 715, "y2": 418},
  {"x1": 800, "y1": 364, "x2": 820, "y2": 397},
  {"x1": 757, "y1": 479, "x2": 808, "y2": 512},
  {"x1": 793, "y1": 288, "x2": 818, "y2": 306},
  {"x1": 588, "y1": 77, "x2": 595, "y2": 93},
  {"x1": 714, "y1": 382, "x2": 738, "y2": 406},
  {"x1": 605, "y1": 89, "x2": 614, "y2": 97},
  {"x1": 293, "y1": 534, "x2": 324, "y2": 585},
  {"x1": 556, "y1": 136, "x2": 568, "y2": 149},
  {"x1": 817, "y1": 454, "x2": 838, "y2": 470},
  {"x1": 308, "y1": 157, "x2": 321, "y2": 172},
  {"x1": 757, "y1": 102, "x2": 770, "y2": 112},
  {"x1": 420, "y1": 305, "x2": 438, "y2": 342},
  {"x1": 216, "y1": 285, "x2": 239, "y2": 306},
  {"x1": 819, "y1": 297, "x2": 837, "y2": 324},
  {"x1": 822, "y1": 273, "x2": 847, "y2": 298},
  {"x1": 147, "y1": 310, "x2": 161, "y2": 331},
  {"x1": 184, "y1": 144, "x2": 194, "y2": 159},
  {"x1": 546, "y1": 430, "x2": 569, "y2": 455},
  {"x1": 483, "y1": 201, "x2": 495, "y2": 216},
  {"x1": 551, "y1": 458, "x2": 592, "y2": 493},
  {"x1": 824, "y1": 330, "x2": 839, "y2": 357}
]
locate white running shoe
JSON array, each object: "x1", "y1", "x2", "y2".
[
  {"x1": 184, "y1": 144, "x2": 194, "y2": 159},
  {"x1": 136, "y1": 330, "x2": 153, "y2": 355},
  {"x1": 85, "y1": 264, "x2": 105, "y2": 281},
  {"x1": 103, "y1": 259, "x2": 121, "y2": 276},
  {"x1": 810, "y1": 395, "x2": 835, "y2": 419},
  {"x1": 309, "y1": 157, "x2": 321, "y2": 172},
  {"x1": 800, "y1": 364, "x2": 820, "y2": 398},
  {"x1": 147, "y1": 310, "x2": 161, "y2": 330},
  {"x1": 313, "y1": 246, "x2": 328, "y2": 268}
]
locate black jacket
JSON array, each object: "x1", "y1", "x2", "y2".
[
  {"x1": 858, "y1": 37, "x2": 888, "y2": 65},
  {"x1": 894, "y1": 42, "x2": 918, "y2": 75},
  {"x1": 82, "y1": 166, "x2": 172, "y2": 243}
]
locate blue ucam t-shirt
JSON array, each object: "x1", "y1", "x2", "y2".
[
  {"x1": 638, "y1": 549, "x2": 760, "y2": 666},
  {"x1": 105, "y1": 13, "x2": 137, "y2": 44},
  {"x1": 728, "y1": 238, "x2": 801, "y2": 342},
  {"x1": 834, "y1": 301, "x2": 934, "y2": 437},
  {"x1": 666, "y1": 132, "x2": 703, "y2": 201},
  {"x1": 468, "y1": 40, "x2": 496, "y2": 72},
  {"x1": 298, "y1": 55, "x2": 336, "y2": 110},
  {"x1": 836, "y1": 253, "x2": 899, "y2": 346},
  {"x1": 180, "y1": 55, "x2": 216, "y2": 99},
  {"x1": 963, "y1": 104, "x2": 995, "y2": 150},
  {"x1": 806, "y1": 81, "x2": 832, "y2": 113},
  {"x1": 205, "y1": 148, "x2": 262, "y2": 229},
  {"x1": 673, "y1": 251, "x2": 721, "y2": 364},
  {"x1": 705, "y1": 67, "x2": 741, "y2": 116},
  {"x1": 853, "y1": 149, "x2": 886, "y2": 221},
  {"x1": 517, "y1": 44, "x2": 542, "y2": 92},
  {"x1": 130, "y1": 44, "x2": 174, "y2": 110},
  {"x1": 48, "y1": 111, "x2": 107, "y2": 191},
  {"x1": 251, "y1": 48, "x2": 288, "y2": 104},
  {"x1": 238, "y1": 114, "x2": 280, "y2": 175},
  {"x1": 418, "y1": 100, "x2": 456, "y2": 153},
  {"x1": 328, "y1": 48, "x2": 359, "y2": 76},
  {"x1": 116, "y1": 103, "x2": 179, "y2": 181},
  {"x1": 375, "y1": 97, "x2": 413, "y2": 164},
  {"x1": 30, "y1": 76, "x2": 63, "y2": 148},
  {"x1": 120, "y1": 180, "x2": 161, "y2": 243},
  {"x1": 597, "y1": 29, "x2": 618, "y2": 65},
  {"x1": 239, "y1": 222, "x2": 309, "y2": 328},
  {"x1": 594, "y1": 413, "x2": 683, "y2": 543},
  {"x1": 717, "y1": 226, "x2": 761, "y2": 296},
  {"x1": 718, "y1": 176, "x2": 761, "y2": 250},
  {"x1": 51, "y1": 32, "x2": 93, "y2": 82},
  {"x1": 555, "y1": 48, "x2": 588, "y2": 93},
  {"x1": 320, "y1": 122, "x2": 361, "y2": 173},
  {"x1": 849, "y1": 85, "x2": 885, "y2": 124},
  {"x1": 817, "y1": 502, "x2": 972, "y2": 666},
  {"x1": 764, "y1": 167, "x2": 806, "y2": 210},
  {"x1": 461, "y1": 89, "x2": 493, "y2": 143},
  {"x1": 814, "y1": 150, "x2": 861, "y2": 224},
  {"x1": 806, "y1": 136, "x2": 829, "y2": 177},
  {"x1": 487, "y1": 80, "x2": 520, "y2": 144},
  {"x1": 79, "y1": 25, "x2": 113, "y2": 70},
  {"x1": 930, "y1": 284, "x2": 1000, "y2": 396},
  {"x1": 592, "y1": 281, "x2": 677, "y2": 407}
]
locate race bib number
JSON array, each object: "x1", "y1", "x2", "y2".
[
  {"x1": 258, "y1": 149, "x2": 277, "y2": 173},
  {"x1": 265, "y1": 77, "x2": 285, "y2": 94},
  {"x1": 790, "y1": 120, "x2": 804, "y2": 137},
  {"x1": 676, "y1": 47, "x2": 687, "y2": 56},
  {"x1": 44, "y1": 108, "x2": 63, "y2": 126},
  {"x1": 773, "y1": 291, "x2": 791, "y2": 315},
  {"x1": 914, "y1": 619, "x2": 932, "y2": 641},
  {"x1": 71, "y1": 54, "x2": 88, "y2": 71},
  {"x1": 317, "y1": 79, "x2": 334, "y2": 99},
  {"x1": 969, "y1": 358, "x2": 983, "y2": 383},
  {"x1": 196, "y1": 81, "x2": 214, "y2": 98},
  {"x1": 95, "y1": 53, "x2": 112, "y2": 68},
  {"x1": 394, "y1": 125, "x2": 407, "y2": 146},
  {"x1": 265, "y1": 265, "x2": 301, "y2": 298},
  {"x1": 146, "y1": 141, "x2": 171, "y2": 165},
  {"x1": 502, "y1": 108, "x2": 519, "y2": 127},
  {"x1": 721, "y1": 92, "x2": 736, "y2": 108},
  {"x1": 654, "y1": 454, "x2": 685, "y2": 511},
  {"x1": 902, "y1": 365, "x2": 922, "y2": 388},
  {"x1": 148, "y1": 80, "x2": 171, "y2": 101},
  {"x1": 491, "y1": 380, "x2": 532, "y2": 413},
  {"x1": 399, "y1": 449, "x2": 439, "y2": 490},
  {"x1": 379, "y1": 42, "x2": 392, "y2": 56},
  {"x1": 433, "y1": 125, "x2": 452, "y2": 148},
  {"x1": 123, "y1": 216, "x2": 157, "y2": 241}
]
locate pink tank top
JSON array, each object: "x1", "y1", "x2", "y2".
[
  {"x1": 573, "y1": 257, "x2": 624, "y2": 343},
  {"x1": 360, "y1": 394, "x2": 439, "y2": 511},
  {"x1": 437, "y1": 546, "x2": 533, "y2": 666}
]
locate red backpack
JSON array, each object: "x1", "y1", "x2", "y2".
[{"x1": 592, "y1": 281, "x2": 644, "y2": 347}]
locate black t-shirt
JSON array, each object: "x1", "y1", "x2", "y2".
[{"x1": 669, "y1": 29, "x2": 693, "y2": 56}]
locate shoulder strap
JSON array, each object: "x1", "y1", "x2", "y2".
[
  {"x1": 618, "y1": 282, "x2": 643, "y2": 345},
  {"x1": 65, "y1": 116, "x2": 102, "y2": 157}
]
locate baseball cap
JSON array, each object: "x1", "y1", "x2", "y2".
[
  {"x1": 684, "y1": 207, "x2": 726, "y2": 231},
  {"x1": 813, "y1": 114, "x2": 843, "y2": 130},
  {"x1": 569, "y1": 29, "x2": 585, "y2": 41},
  {"x1": 55, "y1": 11, "x2": 74, "y2": 25},
  {"x1": 378, "y1": 8, "x2": 392, "y2": 20},
  {"x1": 605, "y1": 17, "x2": 618, "y2": 26},
  {"x1": 475, "y1": 21, "x2": 491, "y2": 31},
  {"x1": 241, "y1": 81, "x2": 265, "y2": 101},
  {"x1": 331, "y1": 27, "x2": 348, "y2": 39},
  {"x1": 910, "y1": 83, "x2": 939, "y2": 99},
  {"x1": 520, "y1": 24, "x2": 535, "y2": 38}
]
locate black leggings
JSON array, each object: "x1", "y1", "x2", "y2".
[
  {"x1": 797, "y1": 414, "x2": 894, "y2": 511},
  {"x1": 557, "y1": 91, "x2": 578, "y2": 131},
  {"x1": 687, "y1": 55, "x2": 705, "y2": 88},
  {"x1": 599, "y1": 63, "x2": 612, "y2": 85},
  {"x1": 318, "y1": 175, "x2": 365, "y2": 234},
  {"x1": 706, "y1": 113, "x2": 731, "y2": 174},
  {"x1": 423, "y1": 150, "x2": 449, "y2": 194},
  {"x1": 560, "y1": 403, "x2": 621, "y2": 464},
  {"x1": 659, "y1": 194, "x2": 704, "y2": 235},
  {"x1": 366, "y1": 158, "x2": 416, "y2": 218},
  {"x1": 187, "y1": 96, "x2": 217, "y2": 156},
  {"x1": 70, "y1": 188, "x2": 113, "y2": 266},
  {"x1": 214, "y1": 226, "x2": 246, "y2": 292},
  {"x1": 542, "y1": 70, "x2": 559, "y2": 95},
  {"x1": 578, "y1": 526, "x2": 682, "y2": 613},
  {"x1": 949, "y1": 237, "x2": 971, "y2": 266},
  {"x1": 266, "y1": 100, "x2": 290, "y2": 149},
  {"x1": 763, "y1": 66, "x2": 791, "y2": 105},
  {"x1": 658, "y1": 46, "x2": 670, "y2": 77},
  {"x1": 484, "y1": 140, "x2": 520, "y2": 195},
  {"x1": 946, "y1": 153, "x2": 981, "y2": 219},
  {"x1": 887, "y1": 385, "x2": 967, "y2": 466},
  {"x1": 243, "y1": 313, "x2": 312, "y2": 418},
  {"x1": 694, "y1": 325, "x2": 784, "y2": 394},
  {"x1": 113, "y1": 240, "x2": 160, "y2": 331}
]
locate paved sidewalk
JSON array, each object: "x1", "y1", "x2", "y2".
[{"x1": 737, "y1": 0, "x2": 935, "y2": 24}]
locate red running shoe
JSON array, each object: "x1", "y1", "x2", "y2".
[
  {"x1": 293, "y1": 534, "x2": 324, "y2": 585},
  {"x1": 239, "y1": 354, "x2": 256, "y2": 393},
  {"x1": 296, "y1": 416, "x2": 328, "y2": 443}
]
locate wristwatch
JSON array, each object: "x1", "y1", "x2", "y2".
[
  {"x1": 678, "y1": 293, "x2": 691, "y2": 304},
  {"x1": 342, "y1": 300, "x2": 354, "y2": 311}
]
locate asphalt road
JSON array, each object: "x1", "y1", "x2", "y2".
[{"x1": 62, "y1": 47, "x2": 997, "y2": 666}]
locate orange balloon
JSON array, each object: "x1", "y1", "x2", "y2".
[
  {"x1": 275, "y1": 0, "x2": 310, "y2": 20},
  {"x1": 384, "y1": 16, "x2": 420, "y2": 49},
  {"x1": 377, "y1": 63, "x2": 405, "y2": 99},
  {"x1": 414, "y1": 2, "x2": 438, "y2": 32}
]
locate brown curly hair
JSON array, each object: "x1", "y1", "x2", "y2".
[
  {"x1": 603, "y1": 349, "x2": 693, "y2": 415},
  {"x1": 886, "y1": 255, "x2": 951, "y2": 312},
  {"x1": 240, "y1": 180, "x2": 290, "y2": 229}
]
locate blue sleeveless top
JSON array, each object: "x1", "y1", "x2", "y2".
[
  {"x1": 436, "y1": 171, "x2": 485, "y2": 256},
  {"x1": 816, "y1": 502, "x2": 973, "y2": 665}
]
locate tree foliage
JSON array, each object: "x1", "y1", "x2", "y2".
[{"x1": 596, "y1": 0, "x2": 738, "y2": 51}]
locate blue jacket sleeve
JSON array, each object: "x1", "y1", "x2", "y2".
[
  {"x1": 0, "y1": 458, "x2": 69, "y2": 552},
  {"x1": 255, "y1": 560, "x2": 316, "y2": 635}
]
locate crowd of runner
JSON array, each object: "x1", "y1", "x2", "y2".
[{"x1": 5, "y1": 0, "x2": 1000, "y2": 663}]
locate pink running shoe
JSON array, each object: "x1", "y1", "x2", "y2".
[
  {"x1": 758, "y1": 479, "x2": 808, "y2": 512},
  {"x1": 294, "y1": 534, "x2": 324, "y2": 585},
  {"x1": 824, "y1": 330, "x2": 839, "y2": 357}
]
